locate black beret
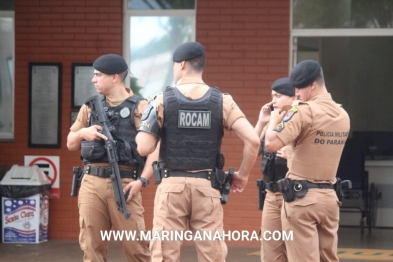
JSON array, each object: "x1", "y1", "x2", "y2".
[
  {"x1": 271, "y1": 77, "x2": 295, "y2": 96},
  {"x1": 289, "y1": 60, "x2": 321, "y2": 88},
  {"x1": 173, "y1": 42, "x2": 205, "y2": 62},
  {"x1": 93, "y1": 54, "x2": 128, "y2": 74}
]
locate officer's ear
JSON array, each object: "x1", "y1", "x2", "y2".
[
  {"x1": 310, "y1": 81, "x2": 316, "y2": 91},
  {"x1": 111, "y1": 73, "x2": 119, "y2": 83}
]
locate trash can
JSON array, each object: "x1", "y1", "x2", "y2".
[{"x1": 0, "y1": 165, "x2": 51, "y2": 243}]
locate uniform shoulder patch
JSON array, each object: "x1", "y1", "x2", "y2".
[
  {"x1": 141, "y1": 104, "x2": 153, "y2": 121},
  {"x1": 283, "y1": 107, "x2": 298, "y2": 122},
  {"x1": 273, "y1": 122, "x2": 285, "y2": 132},
  {"x1": 141, "y1": 99, "x2": 158, "y2": 121}
]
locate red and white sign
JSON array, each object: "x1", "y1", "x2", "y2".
[{"x1": 24, "y1": 156, "x2": 60, "y2": 198}]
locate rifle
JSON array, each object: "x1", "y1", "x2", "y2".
[
  {"x1": 85, "y1": 95, "x2": 131, "y2": 219},
  {"x1": 220, "y1": 167, "x2": 235, "y2": 204}
]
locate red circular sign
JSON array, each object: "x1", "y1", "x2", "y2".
[{"x1": 29, "y1": 157, "x2": 57, "y2": 185}]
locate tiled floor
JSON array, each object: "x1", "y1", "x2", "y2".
[{"x1": 1, "y1": 227, "x2": 392, "y2": 261}]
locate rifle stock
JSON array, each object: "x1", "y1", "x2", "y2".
[{"x1": 87, "y1": 95, "x2": 131, "y2": 219}]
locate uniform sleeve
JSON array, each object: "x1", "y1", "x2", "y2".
[
  {"x1": 222, "y1": 93, "x2": 245, "y2": 130},
  {"x1": 134, "y1": 99, "x2": 148, "y2": 128},
  {"x1": 274, "y1": 105, "x2": 312, "y2": 146},
  {"x1": 284, "y1": 144, "x2": 294, "y2": 168},
  {"x1": 70, "y1": 104, "x2": 90, "y2": 132}
]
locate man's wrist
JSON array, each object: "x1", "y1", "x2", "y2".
[
  {"x1": 237, "y1": 170, "x2": 248, "y2": 178},
  {"x1": 259, "y1": 120, "x2": 268, "y2": 126},
  {"x1": 138, "y1": 176, "x2": 149, "y2": 187}
]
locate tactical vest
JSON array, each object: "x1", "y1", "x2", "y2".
[
  {"x1": 288, "y1": 99, "x2": 350, "y2": 181},
  {"x1": 159, "y1": 86, "x2": 223, "y2": 170},
  {"x1": 81, "y1": 94, "x2": 145, "y2": 168},
  {"x1": 260, "y1": 136, "x2": 288, "y2": 183}
]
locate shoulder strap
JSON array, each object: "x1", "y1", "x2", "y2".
[
  {"x1": 210, "y1": 86, "x2": 224, "y2": 151},
  {"x1": 164, "y1": 86, "x2": 175, "y2": 97},
  {"x1": 163, "y1": 86, "x2": 177, "y2": 107},
  {"x1": 127, "y1": 94, "x2": 145, "y2": 105},
  {"x1": 125, "y1": 95, "x2": 145, "y2": 128}
]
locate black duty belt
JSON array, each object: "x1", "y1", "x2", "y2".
[
  {"x1": 306, "y1": 181, "x2": 334, "y2": 189},
  {"x1": 84, "y1": 166, "x2": 138, "y2": 179},
  {"x1": 160, "y1": 169, "x2": 212, "y2": 180},
  {"x1": 277, "y1": 178, "x2": 335, "y2": 203},
  {"x1": 265, "y1": 181, "x2": 279, "y2": 192}
]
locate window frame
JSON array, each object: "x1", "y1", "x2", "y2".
[
  {"x1": 122, "y1": 0, "x2": 196, "y2": 92},
  {"x1": 289, "y1": 0, "x2": 393, "y2": 69},
  {"x1": 0, "y1": 10, "x2": 15, "y2": 141}
]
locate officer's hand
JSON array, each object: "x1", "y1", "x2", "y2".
[
  {"x1": 269, "y1": 109, "x2": 286, "y2": 127},
  {"x1": 277, "y1": 147, "x2": 288, "y2": 159},
  {"x1": 123, "y1": 180, "x2": 142, "y2": 202},
  {"x1": 258, "y1": 102, "x2": 273, "y2": 125},
  {"x1": 81, "y1": 125, "x2": 108, "y2": 141},
  {"x1": 230, "y1": 172, "x2": 248, "y2": 193}
]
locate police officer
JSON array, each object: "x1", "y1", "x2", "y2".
[
  {"x1": 136, "y1": 42, "x2": 260, "y2": 262},
  {"x1": 265, "y1": 60, "x2": 350, "y2": 262},
  {"x1": 67, "y1": 54, "x2": 155, "y2": 262},
  {"x1": 255, "y1": 78, "x2": 296, "y2": 262}
]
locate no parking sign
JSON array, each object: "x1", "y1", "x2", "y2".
[{"x1": 24, "y1": 156, "x2": 60, "y2": 198}]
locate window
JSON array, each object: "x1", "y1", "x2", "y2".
[
  {"x1": 124, "y1": 0, "x2": 196, "y2": 100},
  {"x1": 290, "y1": 0, "x2": 393, "y2": 134},
  {"x1": 0, "y1": 0, "x2": 14, "y2": 140}
]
